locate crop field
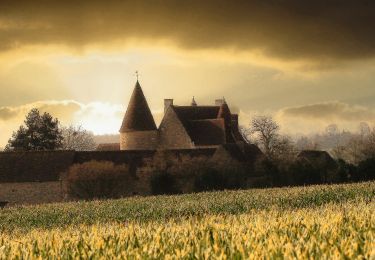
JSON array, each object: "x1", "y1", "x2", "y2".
[{"x1": 0, "y1": 182, "x2": 374, "y2": 259}]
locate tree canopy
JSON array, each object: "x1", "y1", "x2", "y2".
[{"x1": 5, "y1": 108, "x2": 63, "y2": 151}]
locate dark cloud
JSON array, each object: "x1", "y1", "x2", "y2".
[
  {"x1": 0, "y1": 0, "x2": 374, "y2": 64},
  {"x1": 281, "y1": 101, "x2": 375, "y2": 121}
]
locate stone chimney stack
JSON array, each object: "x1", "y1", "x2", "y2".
[
  {"x1": 164, "y1": 99, "x2": 173, "y2": 114},
  {"x1": 215, "y1": 98, "x2": 225, "y2": 106}
]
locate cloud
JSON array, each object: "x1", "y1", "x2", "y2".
[
  {"x1": 0, "y1": 100, "x2": 82, "y2": 122},
  {"x1": 0, "y1": 107, "x2": 18, "y2": 120},
  {"x1": 0, "y1": 0, "x2": 375, "y2": 65},
  {"x1": 0, "y1": 100, "x2": 126, "y2": 147},
  {"x1": 280, "y1": 101, "x2": 375, "y2": 122},
  {"x1": 274, "y1": 101, "x2": 375, "y2": 135}
]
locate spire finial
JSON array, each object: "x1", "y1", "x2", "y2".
[
  {"x1": 135, "y1": 70, "x2": 139, "y2": 81},
  {"x1": 191, "y1": 96, "x2": 197, "y2": 106}
]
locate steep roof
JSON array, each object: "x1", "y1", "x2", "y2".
[
  {"x1": 171, "y1": 105, "x2": 244, "y2": 146},
  {"x1": 119, "y1": 81, "x2": 157, "y2": 133},
  {"x1": 187, "y1": 119, "x2": 226, "y2": 146},
  {"x1": 173, "y1": 106, "x2": 220, "y2": 123},
  {"x1": 297, "y1": 150, "x2": 338, "y2": 169},
  {"x1": 217, "y1": 102, "x2": 231, "y2": 122}
]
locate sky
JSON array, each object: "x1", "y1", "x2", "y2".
[{"x1": 1, "y1": 0, "x2": 375, "y2": 147}]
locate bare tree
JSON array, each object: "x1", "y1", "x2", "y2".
[
  {"x1": 250, "y1": 116, "x2": 279, "y2": 156},
  {"x1": 295, "y1": 136, "x2": 319, "y2": 151},
  {"x1": 248, "y1": 115, "x2": 296, "y2": 160},
  {"x1": 328, "y1": 122, "x2": 375, "y2": 164},
  {"x1": 362, "y1": 128, "x2": 375, "y2": 159},
  {"x1": 359, "y1": 122, "x2": 371, "y2": 137},
  {"x1": 61, "y1": 125, "x2": 96, "y2": 151},
  {"x1": 239, "y1": 125, "x2": 252, "y2": 143}
]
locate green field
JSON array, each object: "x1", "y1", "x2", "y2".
[{"x1": 1, "y1": 182, "x2": 374, "y2": 258}]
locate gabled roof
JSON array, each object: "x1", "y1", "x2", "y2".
[
  {"x1": 120, "y1": 81, "x2": 157, "y2": 133},
  {"x1": 297, "y1": 150, "x2": 338, "y2": 169},
  {"x1": 187, "y1": 119, "x2": 226, "y2": 145},
  {"x1": 217, "y1": 102, "x2": 231, "y2": 122},
  {"x1": 171, "y1": 105, "x2": 245, "y2": 146},
  {"x1": 173, "y1": 106, "x2": 220, "y2": 123}
]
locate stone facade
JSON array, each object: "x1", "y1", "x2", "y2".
[
  {"x1": 120, "y1": 130, "x2": 159, "y2": 150},
  {"x1": 0, "y1": 181, "x2": 63, "y2": 206},
  {"x1": 0, "y1": 149, "x2": 220, "y2": 205},
  {"x1": 158, "y1": 107, "x2": 194, "y2": 149},
  {"x1": 117, "y1": 81, "x2": 251, "y2": 152}
]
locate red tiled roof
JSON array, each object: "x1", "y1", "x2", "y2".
[
  {"x1": 217, "y1": 102, "x2": 231, "y2": 121},
  {"x1": 171, "y1": 105, "x2": 245, "y2": 146},
  {"x1": 173, "y1": 106, "x2": 220, "y2": 123},
  {"x1": 120, "y1": 81, "x2": 157, "y2": 132},
  {"x1": 187, "y1": 119, "x2": 226, "y2": 145}
]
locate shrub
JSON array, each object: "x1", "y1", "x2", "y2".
[
  {"x1": 336, "y1": 159, "x2": 354, "y2": 183},
  {"x1": 150, "y1": 171, "x2": 179, "y2": 195},
  {"x1": 357, "y1": 158, "x2": 375, "y2": 181},
  {"x1": 254, "y1": 158, "x2": 281, "y2": 186},
  {"x1": 194, "y1": 167, "x2": 226, "y2": 192},
  {"x1": 65, "y1": 160, "x2": 131, "y2": 200},
  {"x1": 193, "y1": 162, "x2": 247, "y2": 192},
  {"x1": 288, "y1": 160, "x2": 322, "y2": 185}
]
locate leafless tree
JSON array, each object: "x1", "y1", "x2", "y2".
[
  {"x1": 61, "y1": 125, "x2": 96, "y2": 151},
  {"x1": 359, "y1": 122, "x2": 371, "y2": 137},
  {"x1": 239, "y1": 125, "x2": 252, "y2": 143},
  {"x1": 361, "y1": 128, "x2": 375, "y2": 159},
  {"x1": 250, "y1": 115, "x2": 280, "y2": 156},
  {"x1": 329, "y1": 122, "x2": 375, "y2": 164},
  {"x1": 247, "y1": 115, "x2": 296, "y2": 160},
  {"x1": 295, "y1": 136, "x2": 319, "y2": 151}
]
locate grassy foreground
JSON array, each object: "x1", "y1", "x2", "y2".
[{"x1": 0, "y1": 182, "x2": 374, "y2": 258}]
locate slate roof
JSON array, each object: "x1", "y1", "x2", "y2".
[
  {"x1": 120, "y1": 81, "x2": 157, "y2": 132},
  {"x1": 297, "y1": 150, "x2": 338, "y2": 169},
  {"x1": 172, "y1": 104, "x2": 243, "y2": 146},
  {"x1": 187, "y1": 119, "x2": 226, "y2": 145},
  {"x1": 173, "y1": 106, "x2": 220, "y2": 122}
]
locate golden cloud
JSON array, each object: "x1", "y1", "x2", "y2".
[
  {"x1": 280, "y1": 101, "x2": 375, "y2": 122},
  {"x1": 0, "y1": 0, "x2": 374, "y2": 65}
]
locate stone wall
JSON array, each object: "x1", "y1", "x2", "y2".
[
  {"x1": 120, "y1": 130, "x2": 159, "y2": 150},
  {"x1": 0, "y1": 146, "x2": 260, "y2": 206},
  {"x1": 158, "y1": 108, "x2": 194, "y2": 149},
  {"x1": 0, "y1": 181, "x2": 63, "y2": 206},
  {"x1": 0, "y1": 151, "x2": 75, "y2": 182}
]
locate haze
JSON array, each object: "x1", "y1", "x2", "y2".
[{"x1": 1, "y1": 0, "x2": 375, "y2": 147}]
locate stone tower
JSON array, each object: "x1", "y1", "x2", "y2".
[{"x1": 119, "y1": 81, "x2": 158, "y2": 150}]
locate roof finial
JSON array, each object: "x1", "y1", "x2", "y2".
[
  {"x1": 222, "y1": 96, "x2": 226, "y2": 104},
  {"x1": 135, "y1": 70, "x2": 139, "y2": 81},
  {"x1": 191, "y1": 96, "x2": 197, "y2": 106}
]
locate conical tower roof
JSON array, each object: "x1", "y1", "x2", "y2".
[{"x1": 119, "y1": 81, "x2": 157, "y2": 133}]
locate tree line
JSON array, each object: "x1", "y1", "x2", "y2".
[
  {"x1": 4, "y1": 108, "x2": 96, "y2": 151},
  {"x1": 241, "y1": 115, "x2": 375, "y2": 186}
]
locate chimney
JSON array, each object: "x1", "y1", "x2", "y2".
[
  {"x1": 164, "y1": 99, "x2": 173, "y2": 114},
  {"x1": 215, "y1": 99, "x2": 224, "y2": 106}
]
